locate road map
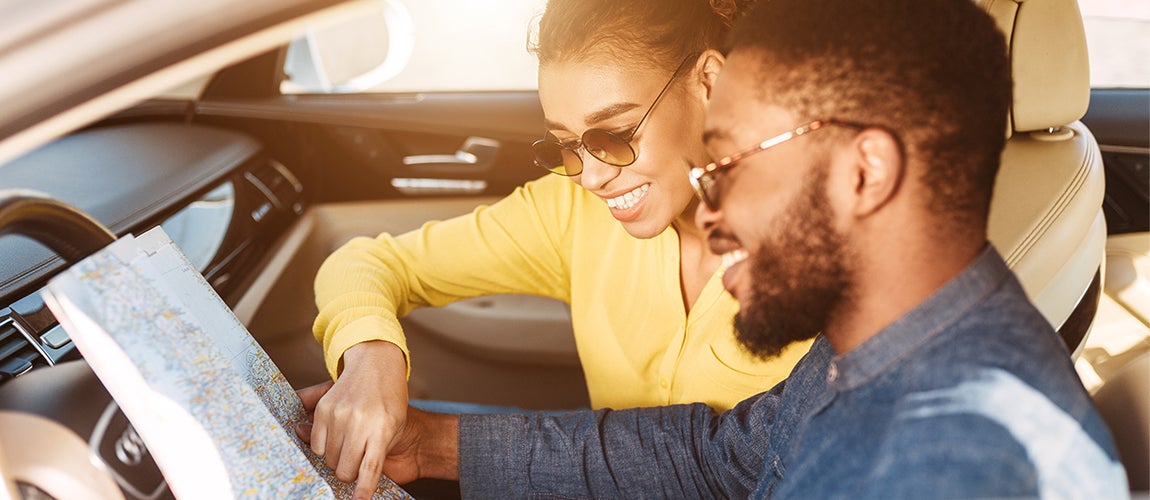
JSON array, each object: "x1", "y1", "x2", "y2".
[{"x1": 43, "y1": 227, "x2": 411, "y2": 499}]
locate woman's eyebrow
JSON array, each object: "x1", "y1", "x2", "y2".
[
  {"x1": 543, "y1": 102, "x2": 643, "y2": 133},
  {"x1": 583, "y1": 102, "x2": 641, "y2": 126}
]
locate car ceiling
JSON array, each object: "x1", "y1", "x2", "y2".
[{"x1": 0, "y1": 0, "x2": 364, "y2": 166}]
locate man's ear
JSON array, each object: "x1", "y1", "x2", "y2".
[
  {"x1": 696, "y1": 49, "x2": 725, "y2": 100},
  {"x1": 849, "y1": 128, "x2": 904, "y2": 217}
]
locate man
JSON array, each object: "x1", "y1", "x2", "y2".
[{"x1": 298, "y1": 0, "x2": 1128, "y2": 496}]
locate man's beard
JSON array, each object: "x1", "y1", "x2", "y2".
[{"x1": 734, "y1": 166, "x2": 852, "y2": 359}]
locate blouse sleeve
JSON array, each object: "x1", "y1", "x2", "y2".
[{"x1": 312, "y1": 175, "x2": 579, "y2": 380}]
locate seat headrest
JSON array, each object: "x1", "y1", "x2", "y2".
[{"x1": 979, "y1": 0, "x2": 1091, "y2": 135}]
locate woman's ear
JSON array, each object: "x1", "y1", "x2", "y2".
[
  {"x1": 849, "y1": 128, "x2": 904, "y2": 217},
  {"x1": 697, "y1": 49, "x2": 725, "y2": 100}
]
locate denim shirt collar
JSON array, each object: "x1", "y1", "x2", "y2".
[{"x1": 828, "y1": 244, "x2": 1011, "y2": 391}]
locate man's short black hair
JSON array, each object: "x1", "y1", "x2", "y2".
[{"x1": 730, "y1": 0, "x2": 1012, "y2": 231}]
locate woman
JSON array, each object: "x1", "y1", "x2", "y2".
[{"x1": 303, "y1": 0, "x2": 812, "y2": 491}]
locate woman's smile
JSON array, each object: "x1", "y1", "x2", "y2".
[
  {"x1": 605, "y1": 183, "x2": 650, "y2": 209},
  {"x1": 603, "y1": 182, "x2": 651, "y2": 220}
]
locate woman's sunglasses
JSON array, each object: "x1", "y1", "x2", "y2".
[{"x1": 532, "y1": 55, "x2": 697, "y2": 177}]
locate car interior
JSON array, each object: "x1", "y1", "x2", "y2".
[
  {"x1": 982, "y1": 0, "x2": 1105, "y2": 354},
  {"x1": 0, "y1": 0, "x2": 1146, "y2": 497}
]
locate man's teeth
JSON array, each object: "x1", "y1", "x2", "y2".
[
  {"x1": 722, "y1": 249, "x2": 749, "y2": 268},
  {"x1": 606, "y1": 184, "x2": 650, "y2": 210}
]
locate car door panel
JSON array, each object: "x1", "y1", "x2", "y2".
[
  {"x1": 192, "y1": 91, "x2": 546, "y2": 209},
  {"x1": 1082, "y1": 89, "x2": 1149, "y2": 236},
  {"x1": 1079, "y1": 88, "x2": 1150, "y2": 491},
  {"x1": 1081, "y1": 88, "x2": 1149, "y2": 338},
  {"x1": 199, "y1": 93, "x2": 589, "y2": 408}
]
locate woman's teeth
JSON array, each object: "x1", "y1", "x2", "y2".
[
  {"x1": 606, "y1": 184, "x2": 650, "y2": 210},
  {"x1": 722, "y1": 249, "x2": 749, "y2": 269}
]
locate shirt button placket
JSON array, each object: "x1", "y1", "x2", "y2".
[
  {"x1": 826, "y1": 362, "x2": 839, "y2": 384},
  {"x1": 660, "y1": 324, "x2": 688, "y2": 404}
]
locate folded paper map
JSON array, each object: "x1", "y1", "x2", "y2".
[{"x1": 42, "y1": 227, "x2": 411, "y2": 499}]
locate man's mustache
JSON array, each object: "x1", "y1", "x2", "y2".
[{"x1": 707, "y1": 229, "x2": 742, "y2": 255}]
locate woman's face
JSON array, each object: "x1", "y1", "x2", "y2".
[{"x1": 538, "y1": 58, "x2": 711, "y2": 239}]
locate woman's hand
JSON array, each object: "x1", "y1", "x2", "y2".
[{"x1": 297, "y1": 341, "x2": 410, "y2": 498}]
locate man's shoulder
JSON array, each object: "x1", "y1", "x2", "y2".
[
  {"x1": 867, "y1": 250, "x2": 1071, "y2": 404},
  {"x1": 948, "y1": 261, "x2": 1059, "y2": 348},
  {"x1": 905, "y1": 264, "x2": 1078, "y2": 404},
  {"x1": 874, "y1": 273, "x2": 1127, "y2": 497},
  {"x1": 877, "y1": 364, "x2": 1127, "y2": 497},
  {"x1": 893, "y1": 317, "x2": 1107, "y2": 457}
]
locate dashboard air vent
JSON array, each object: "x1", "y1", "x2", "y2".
[
  {"x1": 245, "y1": 160, "x2": 303, "y2": 213},
  {"x1": 0, "y1": 318, "x2": 47, "y2": 380}
]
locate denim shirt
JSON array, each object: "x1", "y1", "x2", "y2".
[{"x1": 458, "y1": 247, "x2": 1128, "y2": 498}]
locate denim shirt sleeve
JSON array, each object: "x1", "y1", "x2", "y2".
[{"x1": 458, "y1": 384, "x2": 785, "y2": 499}]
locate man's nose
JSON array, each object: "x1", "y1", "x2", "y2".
[{"x1": 695, "y1": 198, "x2": 722, "y2": 231}]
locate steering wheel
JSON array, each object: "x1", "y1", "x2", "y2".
[
  {"x1": 0, "y1": 190, "x2": 115, "y2": 260},
  {"x1": 0, "y1": 190, "x2": 170, "y2": 499}
]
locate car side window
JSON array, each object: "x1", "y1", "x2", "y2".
[
  {"x1": 281, "y1": 0, "x2": 546, "y2": 94},
  {"x1": 1079, "y1": 0, "x2": 1149, "y2": 88}
]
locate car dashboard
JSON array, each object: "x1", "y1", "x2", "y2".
[{"x1": 0, "y1": 121, "x2": 304, "y2": 498}]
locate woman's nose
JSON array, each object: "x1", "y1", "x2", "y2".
[{"x1": 576, "y1": 153, "x2": 621, "y2": 190}]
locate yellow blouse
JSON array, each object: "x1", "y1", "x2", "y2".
[{"x1": 313, "y1": 174, "x2": 811, "y2": 411}]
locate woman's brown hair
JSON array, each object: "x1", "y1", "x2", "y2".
[{"x1": 530, "y1": 0, "x2": 754, "y2": 70}]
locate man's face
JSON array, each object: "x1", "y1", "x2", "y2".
[{"x1": 698, "y1": 53, "x2": 855, "y2": 358}]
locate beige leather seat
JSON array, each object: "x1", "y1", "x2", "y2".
[
  {"x1": 1105, "y1": 233, "x2": 1150, "y2": 325},
  {"x1": 1093, "y1": 352, "x2": 1150, "y2": 491},
  {"x1": 980, "y1": 0, "x2": 1105, "y2": 358},
  {"x1": 981, "y1": 1, "x2": 1149, "y2": 492}
]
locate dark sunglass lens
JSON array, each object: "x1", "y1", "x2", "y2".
[
  {"x1": 560, "y1": 149, "x2": 583, "y2": 176},
  {"x1": 583, "y1": 129, "x2": 636, "y2": 166},
  {"x1": 532, "y1": 141, "x2": 573, "y2": 175},
  {"x1": 531, "y1": 141, "x2": 563, "y2": 168}
]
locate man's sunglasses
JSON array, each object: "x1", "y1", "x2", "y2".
[
  {"x1": 532, "y1": 55, "x2": 697, "y2": 177},
  {"x1": 688, "y1": 119, "x2": 866, "y2": 211}
]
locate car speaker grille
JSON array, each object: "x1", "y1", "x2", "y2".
[{"x1": 0, "y1": 318, "x2": 48, "y2": 380}]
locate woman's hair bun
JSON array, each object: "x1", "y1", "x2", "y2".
[{"x1": 709, "y1": 0, "x2": 754, "y2": 26}]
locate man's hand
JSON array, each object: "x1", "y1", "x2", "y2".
[
  {"x1": 361, "y1": 406, "x2": 460, "y2": 485},
  {"x1": 296, "y1": 341, "x2": 409, "y2": 499},
  {"x1": 297, "y1": 380, "x2": 461, "y2": 497}
]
